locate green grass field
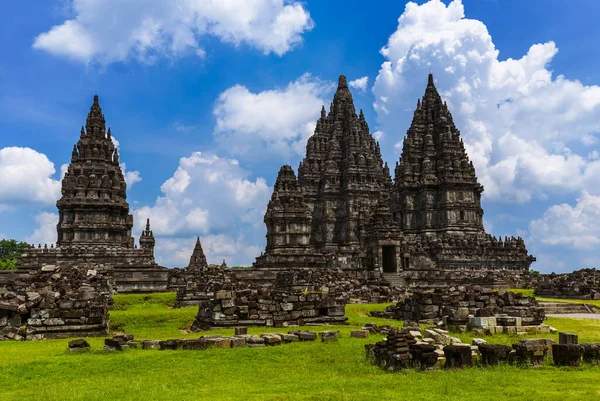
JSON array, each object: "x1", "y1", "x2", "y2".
[{"x1": 1, "y1": 293, "x2": 599, "y2": 401}]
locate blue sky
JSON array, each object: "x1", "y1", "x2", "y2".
[{"x1": 1, "y1": 0, "x2": 599, "y2": 271}]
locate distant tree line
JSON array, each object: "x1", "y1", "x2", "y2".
[{"x1": 0, "y1": 239, "x2": 29, "y2": 270}]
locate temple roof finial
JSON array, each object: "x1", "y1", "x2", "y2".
[{"x1": 338, "y1": 75, "x2": 348, "y2": 90}]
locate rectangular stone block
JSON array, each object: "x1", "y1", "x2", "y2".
[{"x1": 559, "y1": 332, "x2": 578, "y2": 345}]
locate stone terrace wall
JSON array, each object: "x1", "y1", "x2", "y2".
[
  {"x1": 172, "y1": 265, "x2": 250, "y2": 308},
  {"x1": 191, "y1": 269, "x2": 349, "y2": 329},
  {"x1": 0, "y1": 266, "x2": 110, "y2": 340},
  {"x1": 175, "y1": 266, "x2": 404, "y2": 308},
  {"x1": 535, "y1": 268, "x2": 600, "y2": 300},
  {"x1": 18, "y1": 245, "x2": 169, "y2": 293},
  {"x1": 402, "y1": 264, "x2": 533, "y2": 290},
  {"x1": 383, "y1": 286, "x2": 545, "y2": 326}
]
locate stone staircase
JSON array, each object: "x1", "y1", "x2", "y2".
[
  {"x1": 540, "y1": 302, "x2": 599, "y2": 314},
  {"x1": 381, "y1": 273, "x2": 407, "y2": 288}
]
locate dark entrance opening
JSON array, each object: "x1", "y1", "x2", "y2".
[{"x1": 382, "y1": 246, "x2": 396, "y2": 273}]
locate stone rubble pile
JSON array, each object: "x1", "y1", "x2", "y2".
[
  {"x1": 0, "y1": 266, "x2": 110, "y2": 340},
  {"x1": 535, "y1": 268, "x2": 600, "y2": 300},
  {"x1": 367, "y1": 326, "x2": 600, "y2": 371},
  {"x1": 374, "y1": 286, "x2": 546, "y2": 333},
  {"x1": 91, "y1": 328, "x2": 348, "y2": 352}
]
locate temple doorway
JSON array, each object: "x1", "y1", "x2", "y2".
[{"x1": 382, "y1": 246, "x2": 397, "y2": 273}]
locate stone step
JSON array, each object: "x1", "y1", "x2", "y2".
[
  {"x1": 381, "y1": 273, "x2": 407, "y2": 288},
  {"x1": 539, "y1": 302, "x2": 598, "y2": 314}
]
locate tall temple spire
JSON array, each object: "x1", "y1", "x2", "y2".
[
  {"x1": 139, "y1": 218, "x2": 155, "y2": 255},
  {"x1": 188, "y1": 237, "x2": 207, "y2": 270},
  {"x1": 85, "y1": 94, "x2": 106, "y2": 137},
  {"x1": 57, "y1": 94, "x2": 133, "y2": 248},
  {"x1": 392, "y1": 73, "x2": 483, "y2": 234}
]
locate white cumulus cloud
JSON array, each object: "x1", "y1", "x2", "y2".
[
  {"x1": 0, "y1": 147, "x2": 61, "y2": 208},
  {"x1": 25, "y1": 212, "x2": 59, "y2": 246},
  {"x1": 372, "y1": 0, "x2": 600, "y2": 204},
  {"x1": 213, "y1": 73, "x2": 335, "y2": 160},
  {"x1": 529, "y1": 192, "x2": 600, "y2": 250},
  {"x1": 349, "y1": 76, "x2": 369, "y2": 92},
  {"x1": 33, "y1": 0, "x2": 314, "y2": 64},
  {"x1": 132, "y1": 152, "x2": 271, "y2": 266}
]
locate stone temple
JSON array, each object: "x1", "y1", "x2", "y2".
[
  {"x1": 254, "y1": 74, "x2": 535, "y2": 288},
  {"x1": 17, "y1": 96, "x2": 168, "y2": 292}
]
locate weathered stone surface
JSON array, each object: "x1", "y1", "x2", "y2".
[
  {"x1": 254, "y1": 73, "x2": 534, "y2": 287},
  {"x1": 142, "y1": 340, "x2": 161, "y2": 350},
  {"x1": 206, "y1": 337, "x2": 231, "y2": 349},
  {"x1": 479, "y1": 344, "x2": 512, "y2": 365},
  {"x1": 68, "y1": 339, "x2": 90, "y2": 349},
  {"x1": 582, "y1": 343, "x2": 600, "y2": 364},
  {"x1": 350, "y1": 330, "x2": 369, "y2": 339},
  {"x1": 234, "y1": 327, "x2": 248, "y2": 336},
  {"x1": 319, "y1": 330, "x2": 339, "y2": 342},
  {"x1": 443, "y1": 345, "x2": 472, "y2": 369},
  {"x1": 559, "y1": 332, "x2": 578, "y2": 345},
  {"x1": 552, "y1": 344, "x2": 584, "y2": 366},
  {"x1": 182, "y1": 339, "x2": 209, "y2": 350}
]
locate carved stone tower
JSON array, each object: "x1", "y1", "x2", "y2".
[
  {"x1": 264, "y1": 165, "x2": 311, "y2": 251},
  {"x1": 297, "y1": 75, "x2": 391, "y2": 259},
  {"x1": 188, "y1": 237, "x2": 208, "y2": 270},
  {"x1": 392, "y1": 74, "x2": 484, "y2": 234},
  {"x1": 139, "y1": 218, "x2": 155, "y2": 254},
  {"x1": 56, "y1": 95, "x2": 135, "y2": 247}
]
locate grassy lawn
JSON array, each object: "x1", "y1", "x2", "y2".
[{"x1": 0, "y1": 293, "x2": 599, "y2": 401}]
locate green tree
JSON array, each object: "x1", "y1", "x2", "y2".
[{"x1": 0, "y1": 239, "x2": 29, "y2": 271}]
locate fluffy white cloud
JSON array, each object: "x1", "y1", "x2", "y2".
[
  {"x1": 33, "y1": 0, "x2": 314, "y2": 64},
  {"x1": 213, "y1": 73, "x2": 334, "y2": 159},
  {"x1": 529, "y1": 192, "x2": 600, "y2": 250},
  {"x1": 349, "y1": 76, "x2": 369, "y2": 92},
  {"x1": 25, "y1": 212, "x2": 59, "y2": 246},
  {"x1": 0, "y1": 147, "x2": 61, "y2": 208},
  {"x1": 132, "y1": 152, "x2": 271, "y2": 266},
  {"x1": 372, "y1": 0, "x2": 600, "y2": 204}
]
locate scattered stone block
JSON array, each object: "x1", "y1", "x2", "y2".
[
  {"x1": 443, "y1": 345, "x2": 472, "y2": 368},
  {"x1": 159, "y1": 339, "x2": 182, "y2": 350},
  {"x1": 472, "y1": 338, "x2": 487, "y2": 346},
  {"x1": 261, "y1": 334, "x2": 282, "y2": 346},
  {"x1": 230, "y1": 337, "x2": 247, "y2": 348},
  {"x1": 142, "y1": 340, "x2": 161, "y2": 350},
  {"x1": 559, "y1": 332, "x2": 578, "y2": 345},
  {"x1": 582, "y1": 343, "x2": 600, "y2": 364},
  {"x1": 479, "y1": 344, "x2": 512, "y2": 365},
  {"x1": 319, "y1": 331, "x2": 339, "y2": 342},
  {"x1": 409, "y1": 343, "x2": 438, "y2": 370},
  {"x1": 234, "y1": 327, "x2": 248, "y2": 336},
  {"x1": 350, "y1": 330, "x2": 369, "y2": 339},
  {"x1": 552, "y1": 344, "x2": 584, "y2": 366},
  {"x1": 206, "y1": 337, "x2": 231, "y2": 348},
  {"x1": 68, "y1": 339, "x2": 90, "y2": 349},
  {"x1": 182, "y1": 339, "x2": 209, "y2": 350}
]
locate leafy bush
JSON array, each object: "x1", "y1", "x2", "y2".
[{"x1": 0, "y1": 239, "x2": 29, "y2": 270}]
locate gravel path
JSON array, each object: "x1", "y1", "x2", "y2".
[{"x1": 547, "y1": 313, "x2": 600, "y2": 320}]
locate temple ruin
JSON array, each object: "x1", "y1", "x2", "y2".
[
  {"x1": 15, "y1": 95, "x2": 169, "y2": 293},
  {"x1": 254, "y1": 74, "x2": 535, "y2": 288}
]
